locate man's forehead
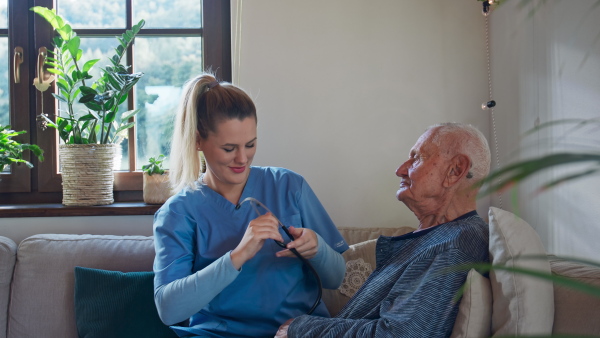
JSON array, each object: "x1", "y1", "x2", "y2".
[{"x1": 411, "y1": 130, "x2": 439, "y2": 153}]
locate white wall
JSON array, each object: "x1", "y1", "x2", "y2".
[
  {"x1": 490, "y1": 0, "x2": 600, "y2": 258},
  {"x1": 233, "y1": 0, "x2": 490, "y2": 229},
  {"x1": 2, "y1": 0, "x2": 490, "y2": 243}
]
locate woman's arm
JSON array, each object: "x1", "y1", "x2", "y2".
[
  {"x1": 309, "y1": 233, "x2": 346, "y2": 289},
  {"x1": 154, "y1": 252, "x2": 240, "y2": 325}
]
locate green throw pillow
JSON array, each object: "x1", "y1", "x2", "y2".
[{"x1": 74, "y1": 267, "x2": 178, "y2": 338}]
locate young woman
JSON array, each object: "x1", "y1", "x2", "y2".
[{"x1": 153, "y1": 73, "x2": 348, "y2": 337}]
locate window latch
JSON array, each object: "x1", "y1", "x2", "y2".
[{"x1": 13, "y1": 47, "x2": 23, "y2": 84}]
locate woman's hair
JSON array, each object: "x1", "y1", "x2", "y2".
[{"x1": 169, "y1": 73, "x2": 257, "y2": 193}]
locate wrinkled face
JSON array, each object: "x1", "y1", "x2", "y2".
[
  {"x1": 395, "y1": 129, "x2": 449, "y2": 209},
  {"x1": 197, "y1": 117, "x2": 257, "y2": 193}
]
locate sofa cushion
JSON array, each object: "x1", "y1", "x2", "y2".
[
  {"x1": 450, "y1": 268, "x2": 492, "y2": 338},
  {"x1": 336, "y1": 226, "x2": 415, "y2": 245},
  {"x1": 0, "y1": 236, "x2": 17, "y2": 338},
  {"x1": 74, "y1": 267, "x2": 176, "y2": 338},
  {"x1": 8, "y1": 234, "x2": 155, "y2": 338},
  {"x1": 488, "y1": 207, "x2": 554, "y2": 336}
]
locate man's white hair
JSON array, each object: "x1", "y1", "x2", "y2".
[{"x1": 427, "y1": 123, "x2": 491, "y2": 180}]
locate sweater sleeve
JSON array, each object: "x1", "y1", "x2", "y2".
[
  {"x1": 153, "y1": 208, "x2": 242, "y2": 325},
  {"x1": 288, "y1": 248, "x2": 474, "y2": 338},
  {"x1": 154, "y1": 251, "x2": 240, "y2": 325},
  {"x1": 309, "y1": 233, "x2": 346, "y2": 289}
]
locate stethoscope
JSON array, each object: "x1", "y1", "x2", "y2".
[{"x1": 235, "y1": 197, "x2": 322, "y2": 315}]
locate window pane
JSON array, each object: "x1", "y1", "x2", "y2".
[
  {"x1": 0, "y1": 38, "x2": 8, "y2": 127},
  {"x1": 57, "y1": 0, "x2": 126, "y2": 29},
  {"x1": 133, "y1": 0, "x2": 201, "y2": 28},
  {"x1": 134, "y1": 37, "x2": 203, "y2": 169},
  {"x1": 0, "y1": 0, "x2": 7, "y2": 28}
]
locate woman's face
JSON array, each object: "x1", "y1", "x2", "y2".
[{"x1": 197, "y1": 117, "x2": 257, "y2": 196}]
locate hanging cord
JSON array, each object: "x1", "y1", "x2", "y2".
[
  {"x1": 482, "y1": 8, "x2": 503, "y2": 209},
  {"x1": 236, "y1": 197, "x2": 323, "y2": 315}
]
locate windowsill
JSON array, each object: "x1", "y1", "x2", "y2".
[{"x1": 0, "y1": 202, "x2": 161, "y2": 218}]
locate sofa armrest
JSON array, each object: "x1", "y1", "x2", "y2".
[
  {"x1": 0, "y1": 236, "x2": 17, "y2": 338},
  {"x1": 549, "y1": 255, "x2": 600, "y2": 335}
]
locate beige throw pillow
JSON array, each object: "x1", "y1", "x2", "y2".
[
  {"x1": 322, "y1": 239, "x2": 378, "y2": 316},
  {"x1": 450, "y1": 268, "x2": 492, "y2": 338},
  {"x1": 488, "y1": 207, "x2": 554, "y2": 336}
]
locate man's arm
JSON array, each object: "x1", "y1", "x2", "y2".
[{"x1": 287, "y1": 248, "x2": 474, "y2": 338}]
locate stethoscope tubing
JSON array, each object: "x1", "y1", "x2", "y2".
[{"x1": 236, "y1": 197, "x2": 323, "y2": 315}]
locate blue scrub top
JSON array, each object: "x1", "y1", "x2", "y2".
[{"x1": 153, "y1": 166, "x2": 348, "y2": 337}]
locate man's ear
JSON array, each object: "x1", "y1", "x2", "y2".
[{"x1": 444, "y1": 154, "x2": 471, "y2": 187}]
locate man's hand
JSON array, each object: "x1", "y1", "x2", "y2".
[
  {"x1": 275, "y1": 318, "x2": 294, "y2": 338},
  {"x1": 276, "y1": 226, "x2": 318, "y2": 259}
]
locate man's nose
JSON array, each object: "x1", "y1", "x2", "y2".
[{"x1": 396, "y1": 161, "x2": 409, "y2": 177}]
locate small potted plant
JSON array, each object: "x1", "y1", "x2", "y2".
[
  {"x1": 1, "y1": 124, "x2": 44, "y2": 174},
  {"x1": 141, "y1": 155, "x2": 172, "y2": 204}
]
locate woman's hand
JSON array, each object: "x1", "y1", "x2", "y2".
[
  {"x1": 276, "y1": 226, "x2": 319, "y2": 259},
  {"x1": 231, "y1": 213, "x2": 284, "y2": 269}
]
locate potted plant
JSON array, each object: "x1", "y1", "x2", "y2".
[
  {"x1": 31, "y1": 6, "x2": 145, "y2": 206},
  {"x1": 1, "y1": 125, "x2": 44, "y2": 174},
  {"x1": 141, "y1": 155, "x2": 172, "y2": 204}
]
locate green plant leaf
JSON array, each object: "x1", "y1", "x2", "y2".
[
  {"x1": 79, "y1": 86, "x2": 98, "y2": 96},
  {"x1": 114, "y1": 122, "x2": 135, "y2": 134},
  {"x1": 82, "y1": 59, "x2": 100, "y2": 72},
  {"x1": 51, "y1": 93, "x2": 68, "y2": 103},
  {"x1": 104, "y1": 110, "x2": 117, "y2": 124},
  {"x1": 478, "y1": 153, "x2": 600, "y2": 196},
  {"x1": 539, "y1": 168, "x2": 600, "y2": 191},
  {"x1": 45, "y1": 68, "x2": 63, "y2": 76},
  {"x1": 141, "y1": 154, "x2": 166, "y2": 175},
  {"x1": 132, "y1": 19, "x2": 145, "y2": 34},
  {"x1": 78, "y1": 93, "x2": 96, "y2": 104},
  {"x1": 55, "y1": 80, "x2": 68, "y2": 93},
  {"x1": 82, "y1": 100, "x2": 103, "y2": 112},
  {"x1": 120, "y1": 109, "x2": 140, "y2": 121},
  {"x1": 65, "y1": 36, "x2": 80, "y2": 60},
  {"x1": 78, "y1": 114, "x2": 97, "y2": 122}
]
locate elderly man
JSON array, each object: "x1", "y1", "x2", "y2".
[{"x1": 276, "y1": 123, "x2": 491, "y2": 338}]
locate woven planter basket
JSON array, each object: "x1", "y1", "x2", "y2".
[
  {"x1": 60, "y1": 144, "x2": 118, "y2": 206},
  {"x1": 143, "y1": 171, "x2": 173, "y2": 204}
]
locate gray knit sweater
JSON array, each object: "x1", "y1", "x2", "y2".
[{"x1": 288, "y1": 211, "x2": 489, "y2": 338}]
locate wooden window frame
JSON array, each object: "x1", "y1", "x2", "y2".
[
  {"x1": 0, "y1": 0, "x2": 33, "y2": 193},
  {"x1": 0, "y1": 0, "x2": 231, "y2": 210}
]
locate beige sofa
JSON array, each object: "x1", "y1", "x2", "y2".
[{"x1": 1, "y1": 225, "x2": 599, "y2": 338}]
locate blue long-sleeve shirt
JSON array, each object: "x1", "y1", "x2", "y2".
[{"x1": 288, "y1": 211, "x2": 489, "y2": 338}]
